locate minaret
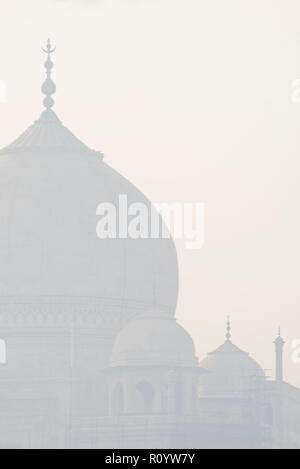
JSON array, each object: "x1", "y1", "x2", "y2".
[{"x1": 274, "y1": 327, "x2": 285, "y2": 382}]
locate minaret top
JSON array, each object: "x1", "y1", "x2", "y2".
[
  {"x1": 41, "y1": 39, "x2": 57, "y2": 120},
  {"x1": 225, "y1": 316, "x2": 231, "y2": 342}
]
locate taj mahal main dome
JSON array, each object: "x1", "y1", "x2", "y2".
[
  {"x1": 0, "y1": 42, "x2": 181, "y2": 444},
  {"x1": 0, "y1": 41, "x2": 178, "y2": 323}
]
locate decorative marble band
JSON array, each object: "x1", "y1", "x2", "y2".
[{"x1": 0, "y1": 296, "x2": 171, "y2": 327}]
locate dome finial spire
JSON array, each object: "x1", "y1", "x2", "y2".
[
  {"x1": 226, "y1": 315, "x2": 231, "y2": 341},
  {"x1": 41, "y1": 39, "x2": 56, "y2": 112}
]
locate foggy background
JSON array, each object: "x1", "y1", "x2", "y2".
[{"x1": 0, "y1": 0, "x2": 300, "y2": 387}]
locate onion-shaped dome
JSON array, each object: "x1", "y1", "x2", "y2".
[
  {"x1": 0, "y1": 41, "x2": 178, "y2": 322},
  {"x1": 198, "y1": 320, "x2": 265, "y2": 396}
]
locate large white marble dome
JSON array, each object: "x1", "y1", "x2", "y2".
[{"x1": 0, "y1": 51, "x2": 178, "y2": 322}]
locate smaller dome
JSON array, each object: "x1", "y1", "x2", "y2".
[
  {"x1": 199, "y1": 339, "x2": 265, "y2": 396},
  {"x1": 109, "y1": 310, "x2": 198, "y2": 368}
]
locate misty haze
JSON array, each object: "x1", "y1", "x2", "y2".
[{"x1": 0, "y1": 0, "x2": 299, "y2": 450}]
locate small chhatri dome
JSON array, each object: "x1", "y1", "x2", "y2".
[
  {"x1": 199, "y1": 320, "x2": 265, "y2": 396},
  {"x1": 109, "y1": 309, "x2": 198, "y2": 368}
]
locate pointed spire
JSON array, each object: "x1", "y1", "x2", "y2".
[
  {"x1": 225, "y1": 316, "x2": 231, "y2": 342},
  {"x1": 274, "y1": 325, "x2": 285, "y2": 345},
  {"x1": 152, "y1": 277, "x2": 157, "y2": 308},
  {"x1": 274, "y1": 326, "x2": 285, "y2": 381},
  {"x1": 41, "y1": 39, "x2": 57, "y2": 116}
]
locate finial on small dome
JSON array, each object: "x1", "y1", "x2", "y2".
[
  {"x1": 41, "y1": 39, "x2": 56, "y2": 111},
  {"x1": 225, "y1": 316, "x2": 231, "y2": 342},
  {"x1": 274, "y1": 325, "x2": 285, "y2": 381}
]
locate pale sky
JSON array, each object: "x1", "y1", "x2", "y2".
[{"x1": 1, "y1": 0, "x2": 300, "y2": 386}]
